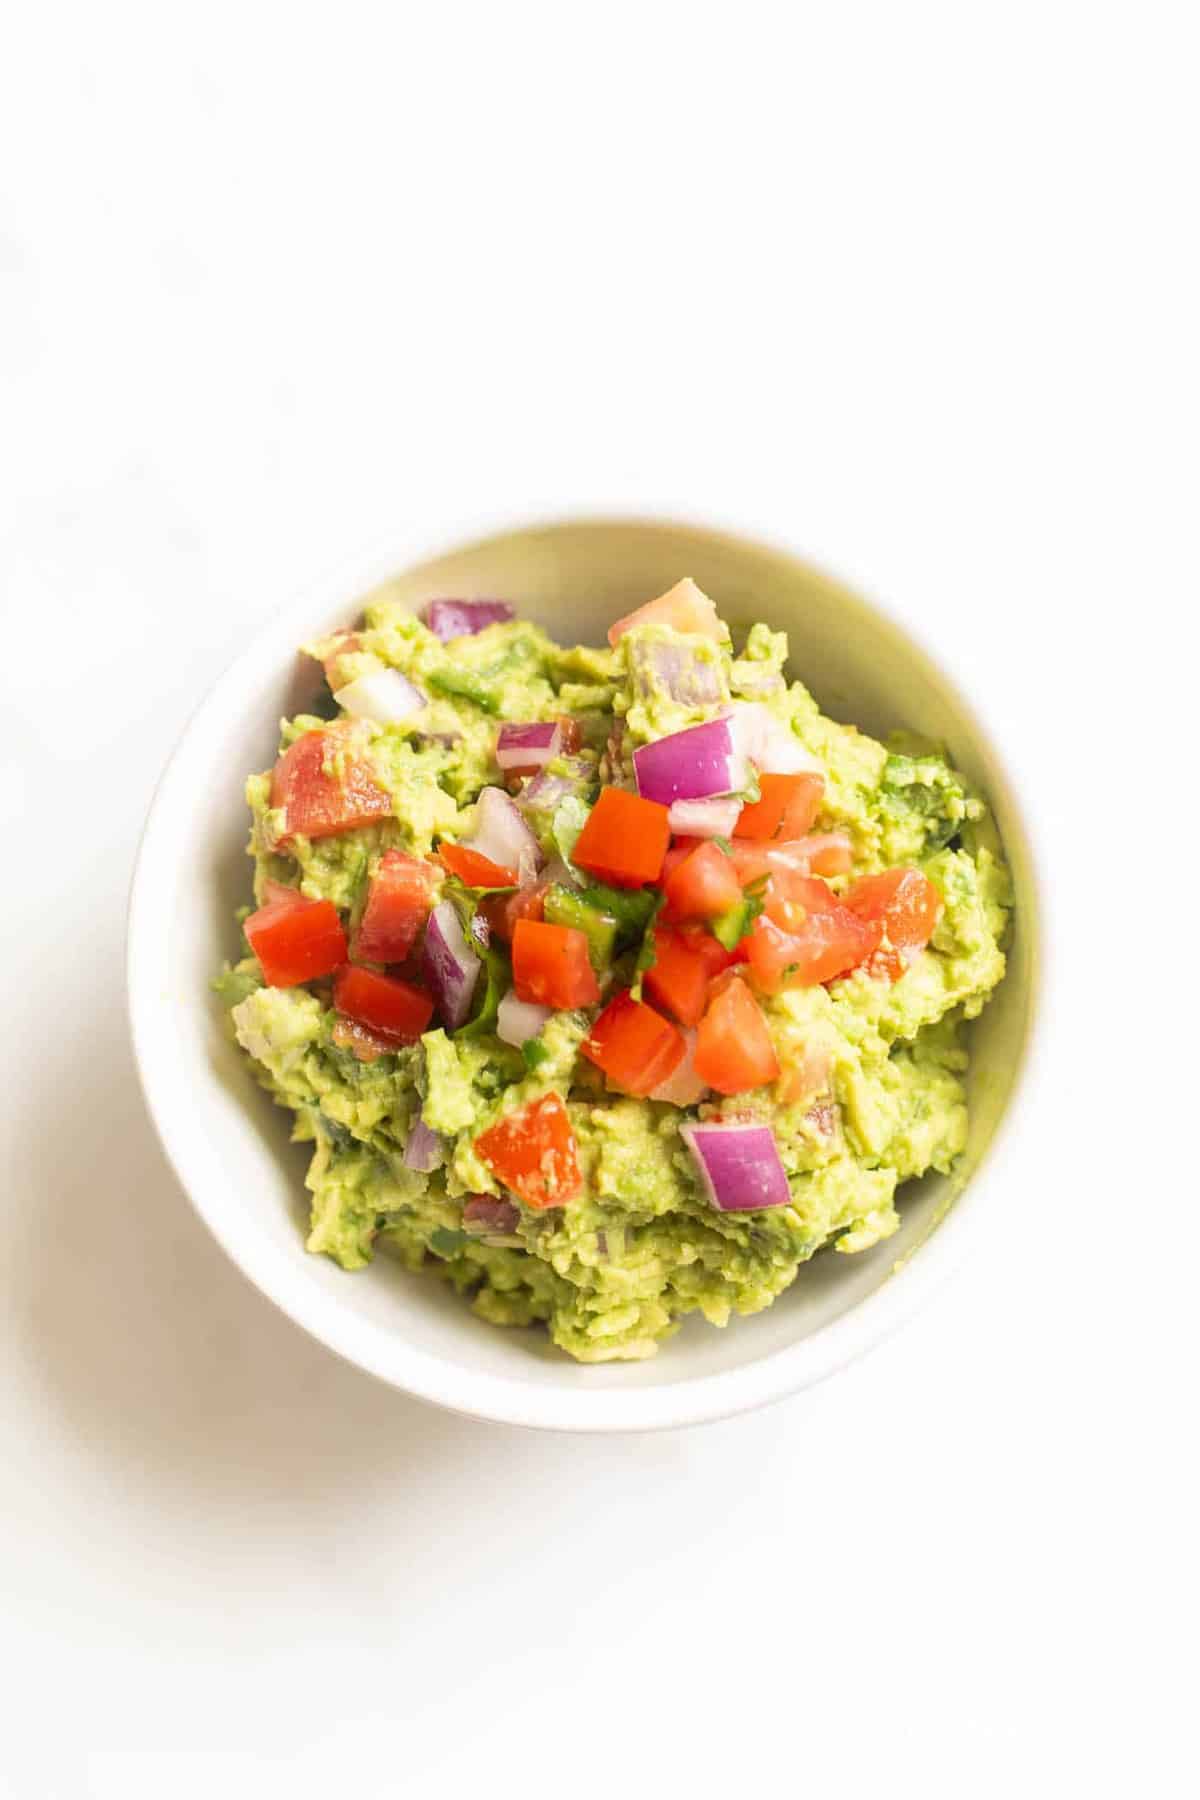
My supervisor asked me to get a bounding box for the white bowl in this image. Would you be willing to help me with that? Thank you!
[127,515,1041,1432]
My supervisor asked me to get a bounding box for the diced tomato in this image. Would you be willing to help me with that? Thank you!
[511,918,601,1010]
[354,851,439,963]
[261,878,302,908]
[781,832,854,877]
[694,978,780,1094]
[747,879,879,992]
[863,943,908,983]
[581,990,686,1096]
[479,882,548,944]
[437,842,518,888]
[844,868,942,948]
[661,841,742,921]
[676,921,738,978]
[475,1093,583,1210]
[733,771,825,841]
[333,965,435,1045]
[725,840,773,887]
[642,925,713,1027]
[244,895,348,987]
[269,729,392,843]
[572,787,671,888]
[607,578,723,647]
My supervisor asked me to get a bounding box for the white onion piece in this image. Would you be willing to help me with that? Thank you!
[667,796,742,838]
[541,855,581,891]
[725,703,823,777]
[468,786,544,879]
[333,668,427,724]
[649,1031,708,1106]
[496,989,551,1047]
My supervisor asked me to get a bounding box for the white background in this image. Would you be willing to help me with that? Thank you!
[2,5,1196,1796]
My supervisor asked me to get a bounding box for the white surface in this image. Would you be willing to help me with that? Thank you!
[127,518,1042,1431]
[1,4,1195,1795]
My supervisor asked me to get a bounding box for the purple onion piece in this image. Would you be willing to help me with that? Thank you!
[495,721,562,770]
[633,717,747,806]
[680,1121,792,1211]
[666,796,742,838]
[421,901,480,1029]
[629,639,723,707]
[463,1196,521,1235]
[468,786,543,876]
[403,1116,447,1174]
[423,599,515,641]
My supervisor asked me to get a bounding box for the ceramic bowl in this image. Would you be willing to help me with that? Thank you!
[127,515,1041,1431]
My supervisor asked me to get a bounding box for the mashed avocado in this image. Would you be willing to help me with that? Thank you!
[215,581,1012,1362]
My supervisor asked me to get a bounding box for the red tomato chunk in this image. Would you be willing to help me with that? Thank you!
[475,1094,583,1209]
[270,730,392,842]
[511,919,601,1010]
[245,895,347,987]
[333,965,434,1045]
[354,851,439,963]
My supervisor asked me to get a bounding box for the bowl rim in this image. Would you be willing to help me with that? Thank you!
[126,508,1045,1433]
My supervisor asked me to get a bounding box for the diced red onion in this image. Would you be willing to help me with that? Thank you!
[496,988,551,1047]
[469,785,544,881]
[495,721,562,770]
[463,1196,521,1235]
[666,796,742,839]
[629,639,723,707]
[726,704,823,777]
[403,1116,447,1173]
[333,668,427,724]
[516,756,593,815]
[423,599,515,641]
[649,1031,707,1106]
[633,717,747,806]
[421,901,480,1029]
[680,1120,792,1211]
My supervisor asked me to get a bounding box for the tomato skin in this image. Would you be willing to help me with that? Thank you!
[643,926,713,1027]
[354,851,439,963]
[479,883,548,945]
[844,868,942,948]
[511,919,601,1010]
[734,772,825,841]
[572,787,671,888]
[676,922,738,978]
[661,841,742,921]
[694,978,780,1094]
[748,878,880,991]
[581,990,686,1096]
[606,578,722,647]
[437,843,518,888]
[475,1093,583,1209]
[270,730,392,842]
[245,895,348,987]
[333,965,435,1045]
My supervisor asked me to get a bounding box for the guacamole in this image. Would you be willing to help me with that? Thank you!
[215,578,1011,1362]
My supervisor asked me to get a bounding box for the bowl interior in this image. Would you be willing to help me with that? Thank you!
[130,518,1038,1429]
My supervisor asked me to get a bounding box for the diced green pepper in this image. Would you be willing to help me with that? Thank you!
[543,885,618,971]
